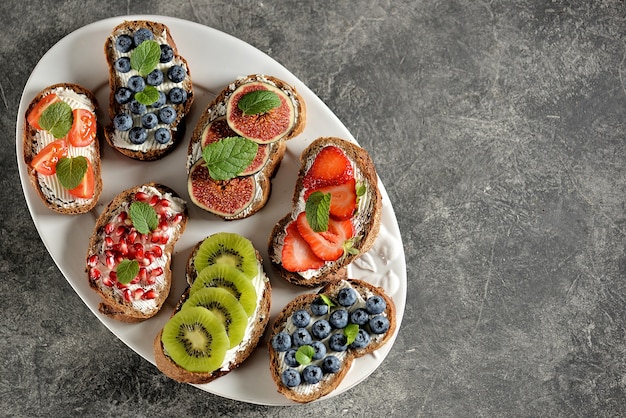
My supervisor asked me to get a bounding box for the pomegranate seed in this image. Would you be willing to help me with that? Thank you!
[149,195,159,206]
[102,276,113,287]
[151,266,164,277]
[117,211,128,222]
[159,198,171,207]
[131,275,140,284]
[138,267,148,281]
[135,191,149,201]
[143,289,158,299]
[123,289,132,302]
[87,255,99,267]
[127,230,138,243]
[160,236,169,245]
[159,220,169,231]
[172,213,184,224]
[104,236,114,248]
[116,254,125,264]
[133,244,144,260]
[105,255,115,269]
[115,225,127,237]
[89,267,101,280]
[152,246,163,257]
[109,271,117,282]
[104,222,115,235]
[150,232,161,243]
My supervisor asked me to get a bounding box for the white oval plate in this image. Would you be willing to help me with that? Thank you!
[15,15,406,405]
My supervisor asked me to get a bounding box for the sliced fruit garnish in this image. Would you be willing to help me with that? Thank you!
[282,220,325,272]
[27,93,60,130]
[226,82,295,144]
[303,145,354,190]
[68,158,95,199]
[305,178,357,220]
[68,109,97,147]
[30,139,68,175]
[295,211,354,261]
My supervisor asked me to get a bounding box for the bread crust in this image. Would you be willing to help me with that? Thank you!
[85,183,188,322]
[267,279,397,403]
[186,75,305,220]
[268,137,383,287]
[23,83,103,214]
[104,20,194,161]
[153,239,272,384]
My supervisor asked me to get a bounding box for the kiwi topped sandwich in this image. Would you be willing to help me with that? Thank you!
[153,232,271,383]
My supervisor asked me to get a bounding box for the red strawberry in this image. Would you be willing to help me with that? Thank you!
[305,178,357,220]
[295,212,354,261]
[282,220,325,272]
[303,146,353,189]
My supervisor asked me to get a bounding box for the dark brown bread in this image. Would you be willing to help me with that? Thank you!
[104,20,194,161]
[153,239,272,384]
[186,74,306,220]
[268,137,383,287]
[268,279,397,403]
[86,183,188,322]
[23,83,103,214]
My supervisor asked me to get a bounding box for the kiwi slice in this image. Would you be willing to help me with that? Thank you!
[190,263,257,316]
[194,232,258,279]
[161,306,229,373]
[183,287,248,349]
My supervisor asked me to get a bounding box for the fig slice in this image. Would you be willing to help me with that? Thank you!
[226,82,295,144]
[188,160,255,217]
[201,116,270,175]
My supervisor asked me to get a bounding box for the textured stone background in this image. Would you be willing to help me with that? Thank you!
[1,1,625,416]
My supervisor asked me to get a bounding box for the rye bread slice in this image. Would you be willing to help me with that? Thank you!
[153,238,272,384]
[104,20,194,161]
[22,83,103,214]
[85,183,188,322]
[268,279,397,403]
[186,74,306,220]
[268,137,383,287]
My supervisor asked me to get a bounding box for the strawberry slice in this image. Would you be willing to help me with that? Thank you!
[305,178,357,220]
[303,146,354,189]
[27,93,60,130]
[282,220,325,272]
[295,212,354,261]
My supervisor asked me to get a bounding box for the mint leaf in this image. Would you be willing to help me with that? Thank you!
[295,345,316,366]
[202,136,258,180]
[344,324,359,345]
[39,101,73,138]
[320,294,336,308]
[305,191,331,232]
[129,201,158,234]
[135,85,160,105]
[56,156,87,189]
[130,40,160,76]
[237,89,281,115]
[116,259,140,285]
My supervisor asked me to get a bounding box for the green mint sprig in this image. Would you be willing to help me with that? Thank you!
[305,191,331,232]
[202,136,258,181]
[135,85,160,105]
[116,259,140,285]
[56,156,87,190]
[129,201,158,235]
[237,89,281,115]
[39,101,73,138]
[295,345,316,366]
[130,40,160,76]
[344,323,359,345]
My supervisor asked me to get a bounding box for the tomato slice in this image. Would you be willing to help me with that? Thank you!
[27,93,60,130]
[30,139,68,175]
[68,158,95,199]
[68,109,96,147]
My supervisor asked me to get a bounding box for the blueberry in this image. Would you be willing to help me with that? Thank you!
[113,113,133,131]
[281,368,301,388]
[141,112,158,129]
[310,340,326,360]
[160,44,174,63]
[151,91,167,108]
[365,295,386,314]
[154,128,171,144]
[133,28,153,46]
[337,288,357,307]
[284,349,299,367]
[292,328,312,347]
[115,34,133,52]
[368,315,390,334]
[167,65,186,83]
[350,329,371,349]
[114,87,133,105]
[329,309,349,329]
[127,75,145,92]
[158,106,177,124]
[328,332,348,352]
[271,331,292,352]
[291,309,311,328]
[114,57,131,73]
[168,87,187,104]
[302,365,323,385]
[128,100,147,115]
[128,127,147,144]
[321,355,341,374]
[350,308,369,325]
[311,319,331,339]
[310,297,329,316]
[146,69,164,86]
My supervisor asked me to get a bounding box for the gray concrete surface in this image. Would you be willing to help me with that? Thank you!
[1,1,625,416]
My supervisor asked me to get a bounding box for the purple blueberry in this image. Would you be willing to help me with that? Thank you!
[284,349,298,367]
[369,315,390,334]
[321,356,341,373]
[310,297,329,316]
[350,328,371,349]
[158,106,177,124]
[113,113,133,131]
[114,57,131,73]
[311,319,331,339]
[292,328,312,347]
[271,331,292,352]
[133,28,153,46]
[141,113,158,129]
[146,69,164,86]
[160,44,174,63]
[329,309,349,329]
[127,75,145,92]
[114,87,132,105]
[310,341,326,360]
[291,309,311,328]
[328,332,348,352]
[154,128,171,144]
[337,287,357,307]
[128,127,147,144]
[302,365,323,384]
[167,65,186,83]
[151,91,167,108]
[281,369,301,388]
[115,34,133,52]
[168,87,187,104]
[365,295,386,314]
[128,100,146,115]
